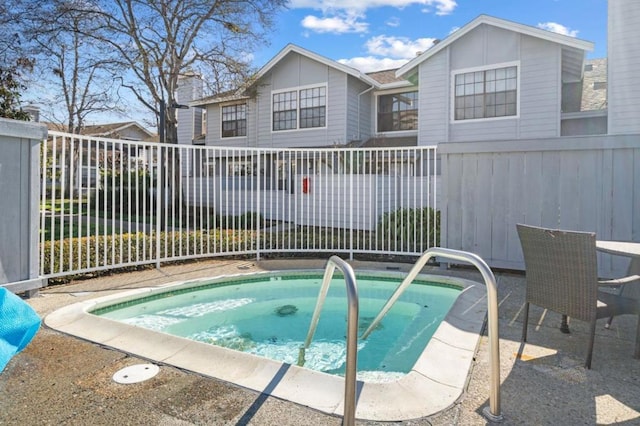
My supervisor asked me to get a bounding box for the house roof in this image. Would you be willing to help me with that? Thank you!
[191,44,380,107]
[44,121,156,140]
[190,90,250,107]
[82,121,155,138]
[366,69,415,89]
[396,14,594,83]
[253,43,379,88]
[581,58,607,111]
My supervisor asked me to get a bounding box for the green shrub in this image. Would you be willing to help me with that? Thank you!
[377,207,440,251]
[41,229,256,278]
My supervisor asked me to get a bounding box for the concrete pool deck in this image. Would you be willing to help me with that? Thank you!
[43,266,487,422]
[2,258,640,425]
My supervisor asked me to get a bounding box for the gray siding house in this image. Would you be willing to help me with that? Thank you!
[178,15,605,150]
[396,15,596,144]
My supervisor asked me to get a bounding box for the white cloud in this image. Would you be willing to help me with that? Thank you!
[386,16,401,27]
[289,0,457,16]
[336,35,434,72]
[537,22,579,37]
[365,35,436,59]
[301,13,368,33]
[338,56,409,72]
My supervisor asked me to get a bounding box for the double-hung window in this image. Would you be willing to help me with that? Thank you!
[454,64,518,121]
[221,103,247,138]
[273,85,326,131]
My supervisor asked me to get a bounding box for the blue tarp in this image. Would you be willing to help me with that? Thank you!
[0,288,41,373]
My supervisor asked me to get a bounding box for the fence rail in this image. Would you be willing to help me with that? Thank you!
[41,131,439,278]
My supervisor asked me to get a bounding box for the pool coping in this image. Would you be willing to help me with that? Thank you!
[44,269,487,422]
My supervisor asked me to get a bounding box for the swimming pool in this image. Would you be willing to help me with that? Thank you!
[93,272,460,382]
[45,261,487,421]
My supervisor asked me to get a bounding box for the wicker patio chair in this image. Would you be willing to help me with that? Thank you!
[517,224,640,369]
[606,257,640,356]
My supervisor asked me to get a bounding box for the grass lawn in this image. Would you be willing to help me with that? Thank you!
[41,198,156,241]
[42,216,118,241]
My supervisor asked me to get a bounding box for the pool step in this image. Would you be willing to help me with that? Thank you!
[377,306,439,372]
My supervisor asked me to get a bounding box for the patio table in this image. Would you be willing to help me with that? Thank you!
[596,240,640,258]
[596,240,640,359]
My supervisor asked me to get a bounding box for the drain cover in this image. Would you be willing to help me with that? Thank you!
[112,364,160,384]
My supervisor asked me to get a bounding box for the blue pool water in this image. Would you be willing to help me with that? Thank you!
[94,272,460,382]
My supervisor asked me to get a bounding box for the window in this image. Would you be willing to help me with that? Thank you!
[454,65,517,121]
[221,104,246,138]
[227,160,254,176]
[377,91,418,132]
[299,87,326,128]
[273,85,326,131]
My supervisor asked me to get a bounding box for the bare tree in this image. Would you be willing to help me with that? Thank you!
[26,0,123,133]
[71,0,287,143]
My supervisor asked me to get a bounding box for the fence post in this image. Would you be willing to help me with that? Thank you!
[0,118,48,295]
[155,145,162,269]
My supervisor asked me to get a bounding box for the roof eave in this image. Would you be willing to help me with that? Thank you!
[396,14,595,79]
[253,43,379,88]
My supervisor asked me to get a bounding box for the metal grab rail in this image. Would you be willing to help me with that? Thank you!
[360,247,503,422]
[297,255,359,426]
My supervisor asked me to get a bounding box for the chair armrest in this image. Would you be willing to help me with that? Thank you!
[599,275,640,286]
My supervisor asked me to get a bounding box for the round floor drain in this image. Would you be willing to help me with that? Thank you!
[112,363,160,384]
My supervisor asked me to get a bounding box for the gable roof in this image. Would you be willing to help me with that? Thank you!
[45,121,155,140]
[254,43,379,87]
[83,121,155,138]
[396,14,594,82]
[190,44,380,107]
[251,43,380,89]
[190,91,250,107]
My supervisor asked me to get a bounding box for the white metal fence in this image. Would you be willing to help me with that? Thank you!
[41,131,439,278]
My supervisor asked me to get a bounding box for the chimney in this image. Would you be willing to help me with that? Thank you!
[176,73,203,146]
[23,105,40,122]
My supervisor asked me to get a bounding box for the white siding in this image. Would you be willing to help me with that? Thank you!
[418,24,567,144]
[418,49,449,145]
[608,0,640,134]
[251,54,349,148]
[346,76,372,143]
[518,36,561,138]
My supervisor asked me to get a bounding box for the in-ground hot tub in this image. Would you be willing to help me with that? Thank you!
[46,266,487,421]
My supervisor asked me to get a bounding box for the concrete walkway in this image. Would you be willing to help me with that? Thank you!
[2,259,640,425]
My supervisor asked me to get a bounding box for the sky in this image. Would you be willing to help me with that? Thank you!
[255,0,608,73]
[34,0,608,128]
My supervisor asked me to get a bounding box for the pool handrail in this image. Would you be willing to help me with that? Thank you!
[298,255,359,426]
[360,247,504,423]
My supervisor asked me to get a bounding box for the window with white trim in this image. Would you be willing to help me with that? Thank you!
[377,91,418,132]
[221,103,246,137]
[454,65,517,120]
[272,85,326,131]
[299,87,326,128]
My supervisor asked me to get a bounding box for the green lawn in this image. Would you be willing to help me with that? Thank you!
[41,198,156,241]
[41,216,118,241]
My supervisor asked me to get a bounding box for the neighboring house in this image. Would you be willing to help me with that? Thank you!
[45,121,156,141]
[43,121,157,196]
